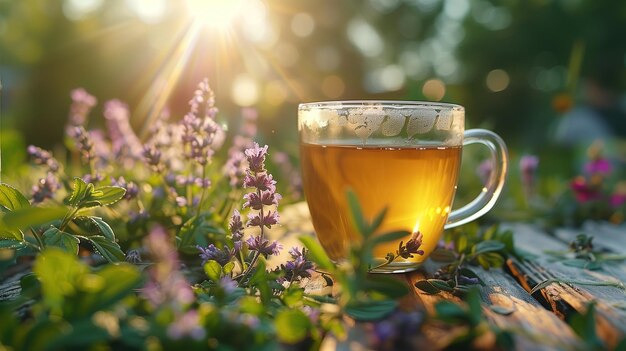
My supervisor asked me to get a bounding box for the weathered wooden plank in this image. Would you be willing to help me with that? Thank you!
[505,223,626,349]
[553,222,626,255]
[407,265,582,351]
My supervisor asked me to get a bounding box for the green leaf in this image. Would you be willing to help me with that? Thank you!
[530,278,559,294]
[299,236,334,271]
[204,260,222,281]
[456,235,468,254]
[42,227,79,255]
[472,240,506,255]
[0,228,24,242]
[370,230,410,247]
[414,280,440,294]
[283,287,305,308]
[458,268,483,285]
[345,299,397,321]
[569,303,605,350]
[430,248,457,262]
[88,217,115,241]
[274,309,312,344]
[68,178,91,207]
[0,239,27,249]
[87,186,126,207]
[490,305,515,315]
[369,207,388,233]
[34,248,88,312]
[223,261,235,275]
[428,279,454,292]
[80,263,141,316]
[476,252,504,269]
[346,189,370,238]
[3,206,67,230]
[0,183,30,211]
[87,236,124,262]
[434,301,468,322]
[362,276,409,299]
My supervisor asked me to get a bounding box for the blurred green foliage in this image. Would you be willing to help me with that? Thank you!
[1,0,625,193]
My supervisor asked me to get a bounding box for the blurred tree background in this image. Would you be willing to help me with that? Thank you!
[1,0,625,178]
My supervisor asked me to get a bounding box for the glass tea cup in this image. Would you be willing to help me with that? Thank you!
[298,101,508,273]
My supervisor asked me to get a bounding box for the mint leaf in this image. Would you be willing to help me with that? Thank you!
[42,227,79,255]
[0,183,30,211]
[274,309,312,344]
[345,299,397,321]
[299,236,334,271]
[87,235,124,262]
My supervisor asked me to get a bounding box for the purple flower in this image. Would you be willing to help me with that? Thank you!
[167,310,205,341]
[68,126,95,162]
[27,145,59,172]
[142,226,195,307]
[218,276,238,294]
[229,210,244,241]
[68,88,97,126]
[247,210,280,229]
[585,158,612,175]
[281,247,314,282]
[197,244,235,266]
[570,177,602,203]
[31,173,61,203]
[244,143,268,173]
[180,79,223,165]
[243,191,282,210]
[224,151,247,187]
[246,236,282,257]
[125,249,142,263]
[243,173,277,192]
[476,159,493,184]
[398,231,425,259]
[112,176,139,200]
[143,144,164,172]
[611,193,626,208]
[104,99,144,159]
[519,155,539,188]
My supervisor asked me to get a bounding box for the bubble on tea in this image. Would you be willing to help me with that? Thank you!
[381,110,406,136]
[406,108,437,138]
[300,109,320,131]
[349,107,385,140]
[317,109,338,128]
[436,109,453,130]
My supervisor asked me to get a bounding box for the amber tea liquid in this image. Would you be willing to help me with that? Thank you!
[300,143,462,269]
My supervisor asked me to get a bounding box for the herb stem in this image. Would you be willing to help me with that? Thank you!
[196,165,208,218]
[59,206,80,232]
[30,227,45,250]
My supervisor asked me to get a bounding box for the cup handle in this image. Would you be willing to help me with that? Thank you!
[444,129,508,229]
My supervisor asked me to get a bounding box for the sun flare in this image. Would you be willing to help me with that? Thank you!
[185,0,247,30]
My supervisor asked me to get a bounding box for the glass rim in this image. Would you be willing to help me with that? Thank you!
[298,100,464,111]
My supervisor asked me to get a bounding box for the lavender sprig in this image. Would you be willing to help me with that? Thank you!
[369,231,425,272]
[233,143,282,283]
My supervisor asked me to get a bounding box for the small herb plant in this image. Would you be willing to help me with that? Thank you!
[414,224,520,295]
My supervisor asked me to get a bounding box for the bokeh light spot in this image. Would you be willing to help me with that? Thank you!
[486,69,510,92]
[291,13,315,37]
[422,79,446,101]
[231,75,259,107]
[265,81,288,107]
[127,0,167,24]
[347,18,384,58]
[185,0,247,29]
[63,0,103,21]
[322,75,346,98]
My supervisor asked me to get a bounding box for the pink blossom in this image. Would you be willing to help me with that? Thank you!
[584,158,612,175]
[570,177,602,203]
